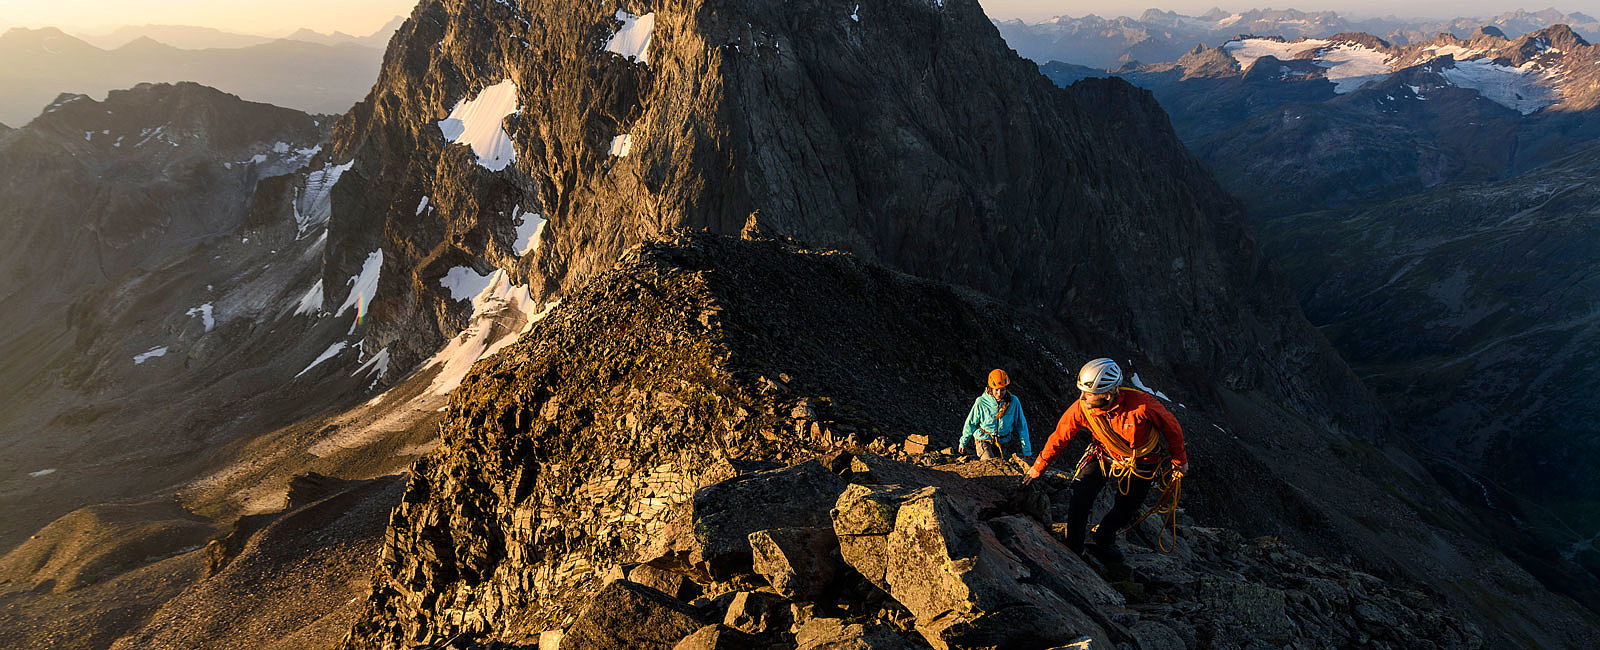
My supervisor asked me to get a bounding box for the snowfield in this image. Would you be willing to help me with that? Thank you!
[604,10,655,64]
[1441,59,1561,114]
[1317,44,1393,93]
[437,79,520,171]
[1225,38,1328,70]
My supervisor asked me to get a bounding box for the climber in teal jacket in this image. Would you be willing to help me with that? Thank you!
[958,369,1033,459]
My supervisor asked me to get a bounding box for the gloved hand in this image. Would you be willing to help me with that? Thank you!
[1171,461,1190,476]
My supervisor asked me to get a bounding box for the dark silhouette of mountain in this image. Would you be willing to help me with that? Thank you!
[0,27,383,124]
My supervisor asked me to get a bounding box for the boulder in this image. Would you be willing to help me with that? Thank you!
[689,460,848,580]
[748,526,840,599]
[831,483,919,591]
[985,516,1127,610]
[672,624,756,650]
[722,591,790,635]
[630,563,702,601]
[866,487,1113,649]
[793,618,916,650]
[561,580,709,650]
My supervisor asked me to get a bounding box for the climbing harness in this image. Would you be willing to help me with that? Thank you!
[1072,387,1186,553]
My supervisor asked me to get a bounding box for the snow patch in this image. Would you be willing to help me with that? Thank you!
[336,249,383,334]
[1224,38,1328,70]
[851,4,859,21]
[1129,372,1172,402]
[353,347,391,379]
[604,10,655,64]
[186,303,215,332]
[296,341,347,378]
[437,79,520,171]
[1441,59,1560,114]
[609,133,633,157]
[1315,44,1392,93]
[422,270,552,396]
[272,141,290,153]
[440,266,497,301]
[28,469,57,478]
[295,279,325,316]
[513,207,546,256]
[133,346,168,364]
[415,196,430,215]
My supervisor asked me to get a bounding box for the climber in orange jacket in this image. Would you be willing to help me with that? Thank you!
[1023,358,1188,562]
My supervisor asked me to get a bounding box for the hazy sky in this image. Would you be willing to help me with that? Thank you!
[0,0,417,36]
[981,2,1600,22]
[2,1,1597,34]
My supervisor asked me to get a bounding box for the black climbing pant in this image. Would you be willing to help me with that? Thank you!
[1063,455,1155,554]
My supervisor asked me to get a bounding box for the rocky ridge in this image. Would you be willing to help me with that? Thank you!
[337,232,1598,649]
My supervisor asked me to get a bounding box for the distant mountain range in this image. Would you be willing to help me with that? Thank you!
[0,26,385,124]
[68,17,405,51]
[998,7,1600,68]
[1104,24,1600,212]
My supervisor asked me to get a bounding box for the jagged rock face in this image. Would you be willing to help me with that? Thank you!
[336,234,1597,649]
[323,0,1375,439]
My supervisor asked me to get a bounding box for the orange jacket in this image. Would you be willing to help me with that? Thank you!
[1032,388,1186,473]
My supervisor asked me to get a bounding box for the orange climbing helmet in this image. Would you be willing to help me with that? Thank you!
[987,369,1010,389]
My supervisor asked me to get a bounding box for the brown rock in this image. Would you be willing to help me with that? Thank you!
[561,580,709,650]
[629,563,702,601]
[793,618,915,650]
[689,460,848,580]
[748,527,840,600]
[862,487,1113,649]
[721,591,789,635]
[672,624,756,650]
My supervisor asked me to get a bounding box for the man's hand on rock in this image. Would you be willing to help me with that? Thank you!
[1021,466,1042,486]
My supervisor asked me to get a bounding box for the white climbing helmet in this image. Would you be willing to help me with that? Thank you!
[1076,358,1123,394]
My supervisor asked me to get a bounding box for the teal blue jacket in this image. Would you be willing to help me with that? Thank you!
[959,393,1032,456]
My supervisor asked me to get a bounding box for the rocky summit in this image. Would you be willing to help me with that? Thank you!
[336,232,1595,649]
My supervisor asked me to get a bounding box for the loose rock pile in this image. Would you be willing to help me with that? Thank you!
[540,451,1481,650]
